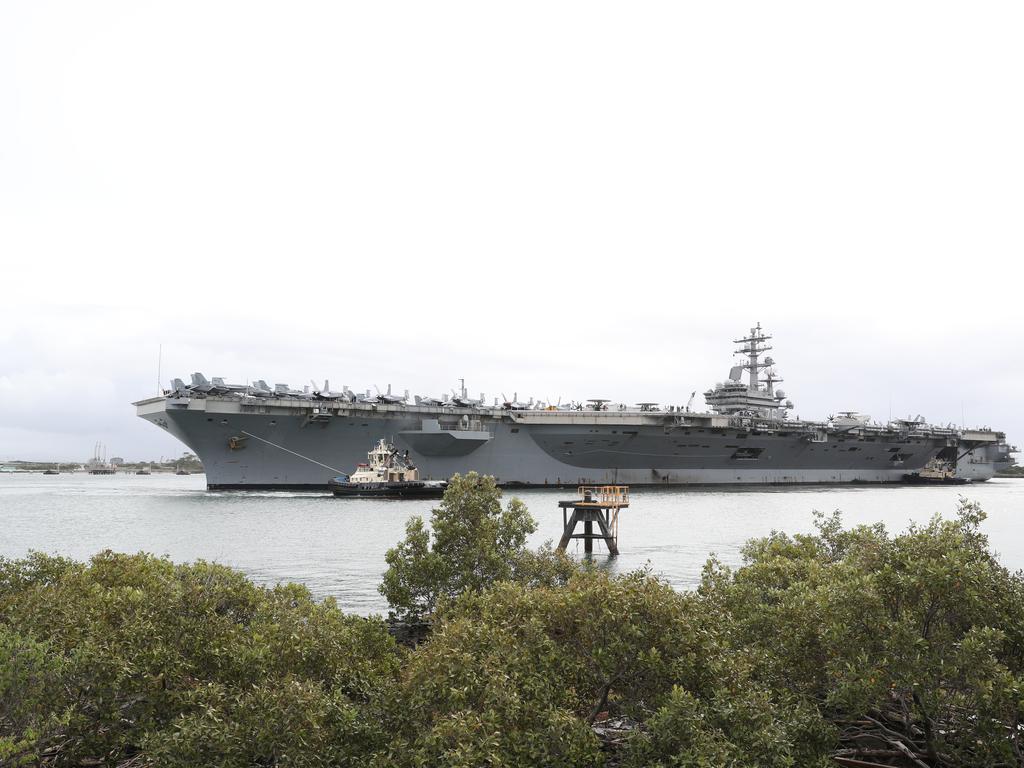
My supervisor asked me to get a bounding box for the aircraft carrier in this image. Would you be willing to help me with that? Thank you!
[134,324,1016,489]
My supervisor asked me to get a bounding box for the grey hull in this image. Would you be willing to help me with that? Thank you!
[137,397,1007,489]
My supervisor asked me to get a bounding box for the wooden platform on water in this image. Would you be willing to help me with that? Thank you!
[557,485,629,556]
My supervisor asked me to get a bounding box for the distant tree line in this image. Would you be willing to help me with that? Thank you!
[4,452,204,473]
[1,474,1022,767]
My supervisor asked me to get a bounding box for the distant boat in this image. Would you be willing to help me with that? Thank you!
[43,464,60,475]
[86,442,116,475]
[136,469,151,475]
[175,469,190,476]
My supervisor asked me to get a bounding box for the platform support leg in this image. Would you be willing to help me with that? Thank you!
[595,512,618,556]
[557,509,579,551]
[556,508,619,556]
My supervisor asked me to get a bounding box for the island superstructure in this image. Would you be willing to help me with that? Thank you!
[134,325,1016,489]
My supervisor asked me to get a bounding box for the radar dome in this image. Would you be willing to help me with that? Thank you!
[764,356,774,365]
[776,389,786,398]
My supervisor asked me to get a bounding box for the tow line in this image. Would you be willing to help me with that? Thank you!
[239,430,344,474]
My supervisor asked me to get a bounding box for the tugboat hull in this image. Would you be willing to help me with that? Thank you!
[328,480,447,499]
[902,473,972,485]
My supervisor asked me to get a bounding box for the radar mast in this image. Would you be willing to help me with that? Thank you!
[734,322,773,392]
[704,322,793,419]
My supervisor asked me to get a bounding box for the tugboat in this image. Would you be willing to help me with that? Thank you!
[329,439,447,498]
[904,458,972,485]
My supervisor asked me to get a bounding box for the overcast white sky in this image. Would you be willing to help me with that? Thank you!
[1,1,1021,462]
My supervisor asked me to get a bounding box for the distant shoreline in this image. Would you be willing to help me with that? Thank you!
[0,464,204,475]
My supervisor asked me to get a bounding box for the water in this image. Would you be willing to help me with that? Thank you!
[2,472,1023,615]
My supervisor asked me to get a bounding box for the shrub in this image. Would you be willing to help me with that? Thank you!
[625,684,834,768]
[714,500,1024,765]
[379,472,576,620]
[378,569,722,767]
[0,627,64,766]
[0,551,400,766]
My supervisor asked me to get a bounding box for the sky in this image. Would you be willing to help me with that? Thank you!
[1,1,1021,462]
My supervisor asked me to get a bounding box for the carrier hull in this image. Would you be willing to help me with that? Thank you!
[136,396,1011,490]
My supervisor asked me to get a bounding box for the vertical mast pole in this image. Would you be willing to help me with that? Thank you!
[748,324,759,391]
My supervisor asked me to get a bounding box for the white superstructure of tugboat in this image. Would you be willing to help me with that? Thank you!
[902,457,972,485]
[328,439,448,498]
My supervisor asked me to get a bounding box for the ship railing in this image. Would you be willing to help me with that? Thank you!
[577,485,630,508]
[438,422,485,432]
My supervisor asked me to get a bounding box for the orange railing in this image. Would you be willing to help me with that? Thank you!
[577,485,629,508]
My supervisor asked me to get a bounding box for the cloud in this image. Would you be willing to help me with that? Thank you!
[1,1,1021,460]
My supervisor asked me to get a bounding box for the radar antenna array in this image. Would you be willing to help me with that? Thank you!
[733,321,774,391]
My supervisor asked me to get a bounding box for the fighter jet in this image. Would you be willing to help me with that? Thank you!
[310,379,347,401]
[168,378,191,396]
[189,373,220,395]
[212,377,248,394]
[501,393,532,410]
[449,389,485,407]
[247,380,274,398]
[274,383,309,398]
[375,385,409,405]
[443,378,482,407]
[415,394,446,406]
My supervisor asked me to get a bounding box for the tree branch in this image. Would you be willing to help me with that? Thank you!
[588,676,618,725]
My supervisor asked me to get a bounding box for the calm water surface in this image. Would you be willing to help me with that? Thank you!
[2,473,1022,615]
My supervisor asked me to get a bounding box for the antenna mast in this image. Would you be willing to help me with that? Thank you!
[733,322,773,391]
